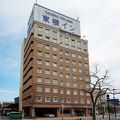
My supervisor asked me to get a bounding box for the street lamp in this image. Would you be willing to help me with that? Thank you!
[106,94,110,120]
[113,89,117,118]
[61,104,64,120]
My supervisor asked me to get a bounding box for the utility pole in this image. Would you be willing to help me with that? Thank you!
[113,89,117,118]
[61,104,64,120]
[106,94,110,120]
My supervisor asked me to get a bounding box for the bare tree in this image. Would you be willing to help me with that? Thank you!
[82,64,111,120]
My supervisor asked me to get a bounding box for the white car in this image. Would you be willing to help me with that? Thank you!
[44,114,55,117]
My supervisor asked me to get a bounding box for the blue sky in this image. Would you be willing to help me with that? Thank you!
[0,0,120,102]
[0,26,26,101]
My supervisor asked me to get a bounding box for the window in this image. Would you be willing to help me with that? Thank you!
[53,55,57,59]
[85,63,88,67]
[72,53,76,57]
[37,51,42,56]
[45,86,50,92]
[37,86,42,92]
[80,91,84,96]
[53,47,57,51]
[79,76,82,80]
[53,38,57,43]
[66,90,70,94]
[60,81,63,86]
[45,96,50,102]
[53,79,57,85]
[66,74,69,79]
[38,43,42,48]
[60,42,62,46]
[72,39,75,43]
[74,99,78,103]
[37,59,42,64]
[60,89,64,94]
[84,49,87,52]
[53,63,57,67]
[53,71,57,75]
[73,82,78,87]
[66,52,69,56]
[84,57,88,60]
[60,73,63,77]
[53,31,57,38]
[66,81,70,86]
[67,98,71,103]
[74,90,78,95]
[87,99,90,104]
[46,36,50,41]
[38,34,42,39]
[77,41,81,46]
[78,55,81,59]
[46,45,50,49]
[73,75,76,80]
[79,62,82,66]
[65,44,69,48]
[85,77,89,81]
[78,47,81,51]
[60,50,62,54]
[45,78,50,84]
[46,53,50,57]
[86,93,90,96]
[53,97,58,102]
[35,96,42,102]
[79,69,82,73]
[72,60,76,65]
[66,66,69,71]
[60,65,63,69]
[38,27,42,34]
[46,29,50,36]
[37,77,42,82]
[65,37,69,43]
[81,99,84,104]
[85,71,89,75]
[66,59,69,64]
[46,61,50,66]
[53,88,58,93]
[72,68,76,72]
[37,68,42,73]
[72,45,75,49]
[45,69,50,74]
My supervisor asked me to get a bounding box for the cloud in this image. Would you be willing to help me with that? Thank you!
[0,89,18,95]
[0,0,35,37]
[0,57,19,76]
[0,89,18,102]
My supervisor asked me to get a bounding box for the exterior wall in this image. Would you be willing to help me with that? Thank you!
[20,5,92,117]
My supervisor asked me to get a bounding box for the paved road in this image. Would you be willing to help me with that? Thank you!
[0,115,9,120]
[0,115,120,120]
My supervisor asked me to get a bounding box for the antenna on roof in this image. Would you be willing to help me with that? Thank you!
[36,0,38,4]
[77,17,79,21]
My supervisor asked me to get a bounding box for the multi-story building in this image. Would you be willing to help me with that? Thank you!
[19,3,92,117]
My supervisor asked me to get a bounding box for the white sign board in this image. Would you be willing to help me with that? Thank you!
[28,4,81,36]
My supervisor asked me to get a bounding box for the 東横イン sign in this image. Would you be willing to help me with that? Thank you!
[28,4,81,36]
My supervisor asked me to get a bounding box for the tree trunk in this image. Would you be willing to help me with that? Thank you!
[92,104,96,120]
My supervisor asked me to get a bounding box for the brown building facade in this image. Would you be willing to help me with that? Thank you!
[20,4,92,117]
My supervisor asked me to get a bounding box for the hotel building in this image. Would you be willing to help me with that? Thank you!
[19,4,92,117]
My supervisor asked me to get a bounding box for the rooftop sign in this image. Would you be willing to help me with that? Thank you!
[28,4,81,36]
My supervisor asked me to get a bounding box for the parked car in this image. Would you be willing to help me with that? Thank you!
[43,113,55,117]
[9,112,22,119]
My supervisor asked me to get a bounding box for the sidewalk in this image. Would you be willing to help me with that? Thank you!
[24,116,92,120]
